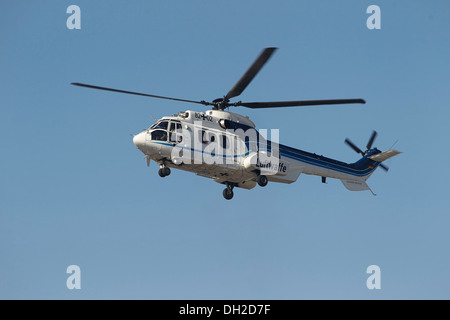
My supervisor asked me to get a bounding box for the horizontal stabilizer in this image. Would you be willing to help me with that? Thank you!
[341,179,376,195]
[369,149,402,162]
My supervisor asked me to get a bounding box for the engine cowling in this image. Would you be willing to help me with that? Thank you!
[243,152,289,176]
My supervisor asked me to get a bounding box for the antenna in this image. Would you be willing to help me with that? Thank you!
[389,139,399,150]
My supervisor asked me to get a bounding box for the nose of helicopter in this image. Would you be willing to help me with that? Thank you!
[133,132,146,151]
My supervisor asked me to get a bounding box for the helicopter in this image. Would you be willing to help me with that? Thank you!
[72,47,401,200]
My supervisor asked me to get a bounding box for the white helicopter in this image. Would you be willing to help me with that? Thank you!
[72,47,401,200]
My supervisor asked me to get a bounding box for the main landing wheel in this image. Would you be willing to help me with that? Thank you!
[223,188,234,200]
[158,167,171,177]
[257,175,268,187]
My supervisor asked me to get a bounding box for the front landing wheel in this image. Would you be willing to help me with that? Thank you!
[158,167,171,177]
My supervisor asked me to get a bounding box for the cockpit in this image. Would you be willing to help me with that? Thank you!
[148,120,182,142]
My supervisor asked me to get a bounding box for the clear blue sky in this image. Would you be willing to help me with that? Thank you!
[1,1,449,299]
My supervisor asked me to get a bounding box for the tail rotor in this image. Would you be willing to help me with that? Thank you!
[345,130,389,171]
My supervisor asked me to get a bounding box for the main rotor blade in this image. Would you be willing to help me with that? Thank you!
[366,130,378,150]
[71,83,210,105]
[345,138,364,155]
[379,163,389,171]
[238,99,366,109]
[224,47,278,101]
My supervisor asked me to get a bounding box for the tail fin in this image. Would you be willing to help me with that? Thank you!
[341,149,401,196]
[342,149,401,196]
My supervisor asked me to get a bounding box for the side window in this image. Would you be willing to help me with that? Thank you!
[245,136,258,152]
[169,123,175,142]
[200,130,219,144]
[221,135,228,149]
[151,130,167,141]
[169,122,182,143]
[201,130,206,143]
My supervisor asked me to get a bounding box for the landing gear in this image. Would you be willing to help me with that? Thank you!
[257,175,268,187]
[223,188,234,200]
[158,160,171,178]
[223,182,235,200]
[158,166,171,177]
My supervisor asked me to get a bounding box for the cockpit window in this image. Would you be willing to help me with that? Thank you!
[151,129,168,141]
[150,121,168,130]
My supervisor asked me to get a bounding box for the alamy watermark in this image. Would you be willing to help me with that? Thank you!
[66,5,381,31]
[66,265,81,290]
[367,5,381,30]
[167,123,281,175]
[366,265,381,290]
[66,5,81,30]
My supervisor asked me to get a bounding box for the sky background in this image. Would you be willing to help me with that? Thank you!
[1,1,449,299]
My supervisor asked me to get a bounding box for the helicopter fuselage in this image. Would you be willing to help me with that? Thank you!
[133,109,384,195]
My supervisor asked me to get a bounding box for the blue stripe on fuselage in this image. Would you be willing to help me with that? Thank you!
[277,143,376,177]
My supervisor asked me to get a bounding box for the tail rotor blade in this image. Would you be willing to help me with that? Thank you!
[366,130,378,150]
[345,138,364,155]
[379,163,389,171]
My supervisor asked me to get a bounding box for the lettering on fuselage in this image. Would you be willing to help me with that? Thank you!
[255,159,287,174]
[194,112,213,122]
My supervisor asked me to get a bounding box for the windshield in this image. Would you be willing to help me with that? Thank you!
[150,121,168,130]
